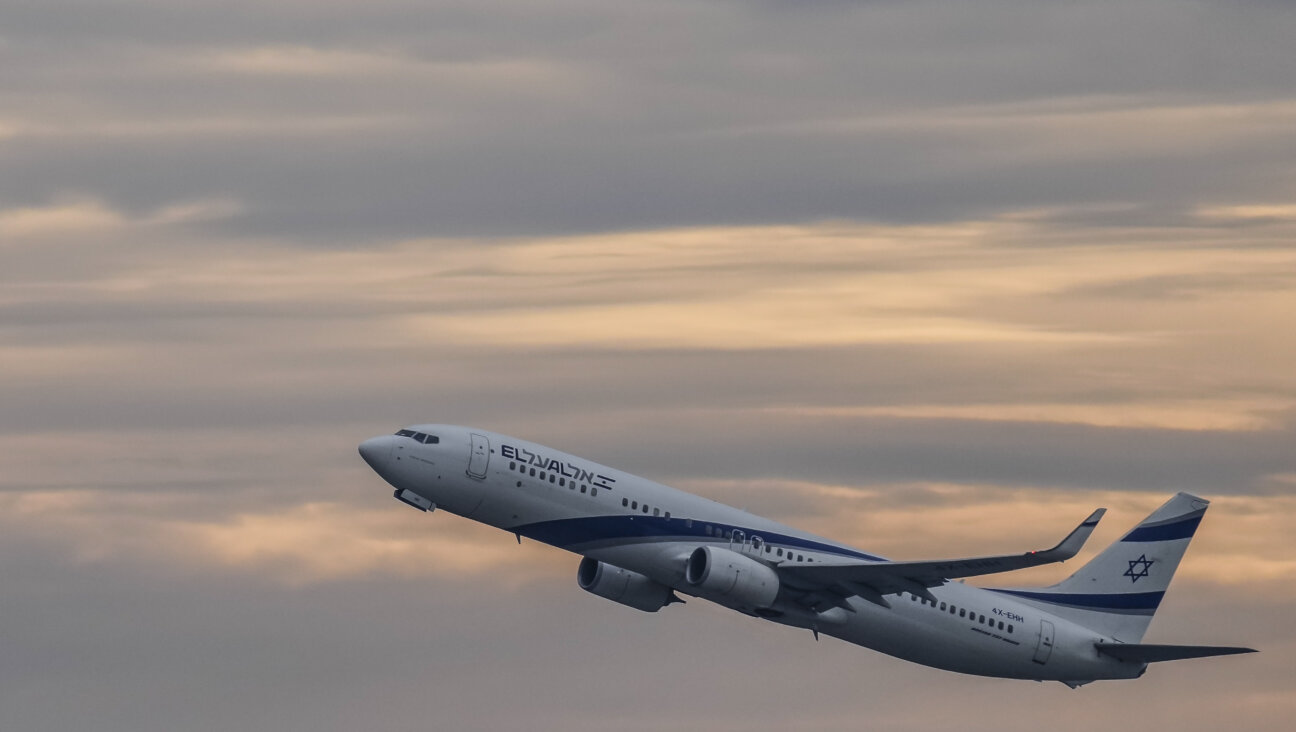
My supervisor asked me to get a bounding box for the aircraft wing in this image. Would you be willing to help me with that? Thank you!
[780,508,1105,607]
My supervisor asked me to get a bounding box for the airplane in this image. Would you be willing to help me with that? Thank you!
[358,424,1255,687]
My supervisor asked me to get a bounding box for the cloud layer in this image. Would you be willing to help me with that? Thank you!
[2,1,1294,730]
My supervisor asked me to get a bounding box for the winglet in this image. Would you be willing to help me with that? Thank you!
[1036,508,1106,562]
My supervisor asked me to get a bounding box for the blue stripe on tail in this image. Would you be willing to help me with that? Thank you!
[1122,514,1203,542]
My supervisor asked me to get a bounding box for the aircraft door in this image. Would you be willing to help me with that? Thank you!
[1032,619,1055,664]
[467,433,490,480]
[730,529,745,550]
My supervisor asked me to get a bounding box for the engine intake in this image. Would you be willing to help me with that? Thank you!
[684,546,779,610]
[577,558,677,613]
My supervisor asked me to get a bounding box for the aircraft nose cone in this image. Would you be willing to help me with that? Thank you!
[358,436,391,470]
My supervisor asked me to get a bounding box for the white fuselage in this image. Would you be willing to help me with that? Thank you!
[359,425,1144,683]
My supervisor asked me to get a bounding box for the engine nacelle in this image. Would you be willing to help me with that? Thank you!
[684,546,779,610]
[577,557,676,613]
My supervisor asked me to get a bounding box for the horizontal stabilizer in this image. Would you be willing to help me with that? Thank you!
[1095,643,1257,663]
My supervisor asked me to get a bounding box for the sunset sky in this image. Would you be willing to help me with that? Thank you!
[2,2,1294,730]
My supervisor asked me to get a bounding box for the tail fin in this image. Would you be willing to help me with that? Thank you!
[991,492,1209,642]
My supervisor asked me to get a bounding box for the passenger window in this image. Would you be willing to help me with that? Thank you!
[509,461,516,470]
[940,602,946,611]
[590,488,597,497]
[1008,625,1014,634]
[998,621,1004,630]
[529,468,536,477]
[949,606,955,615]
[796,554,803,561]
[653,508,660,516]
[559,478,565,486]
[664,512,670,520]
[540,471,546,480]
[642,504,649,514]
[959,609,966,618]
[580,485,587,494]
[979,615,986,624]
[776,548,783,557]
[631,501,638,510]
[549,475,556,483]
[622,498,628,507]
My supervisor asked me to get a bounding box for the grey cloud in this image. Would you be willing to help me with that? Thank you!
[3,314,1291,494]
[2,2,1294,729]
[0,538,1290,732]
[556,408,1296,498]
[4,2,1295,237]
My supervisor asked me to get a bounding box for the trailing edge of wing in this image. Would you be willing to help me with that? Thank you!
[1095,643,1257,663]
[783,508,1106,596]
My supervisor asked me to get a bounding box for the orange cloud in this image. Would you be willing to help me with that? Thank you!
[0,197,126,238]
[772,400,1290,432]
[0,488,565,587]
[187,501,558,586]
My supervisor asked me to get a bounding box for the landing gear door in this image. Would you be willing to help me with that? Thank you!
[467,433,490,480]
[1032,619,1055,665]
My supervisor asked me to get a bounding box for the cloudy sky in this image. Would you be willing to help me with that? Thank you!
[3,1,1294,729]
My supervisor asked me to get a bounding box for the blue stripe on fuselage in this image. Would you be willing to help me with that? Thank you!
[513,515,885,561]
[990,588,1166,612]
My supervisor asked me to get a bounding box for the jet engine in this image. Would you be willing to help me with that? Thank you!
[577,557,677,613]
[684,545,779,610]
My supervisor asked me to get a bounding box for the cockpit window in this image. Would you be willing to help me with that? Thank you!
[394,429,440,444]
